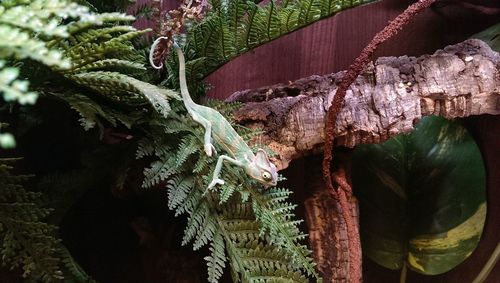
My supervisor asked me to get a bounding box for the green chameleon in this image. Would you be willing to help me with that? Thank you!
[150,39,278,189]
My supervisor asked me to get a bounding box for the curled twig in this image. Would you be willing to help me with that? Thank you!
[149,0,208,69]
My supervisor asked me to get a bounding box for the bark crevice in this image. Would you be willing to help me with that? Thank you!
[227,39,500,170]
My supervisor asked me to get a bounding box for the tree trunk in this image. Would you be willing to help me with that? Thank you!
[305,164,361,282]
[228,39,500,170]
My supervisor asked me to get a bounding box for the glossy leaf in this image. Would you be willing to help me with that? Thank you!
[471,22,500,52]
[352,116,486,275]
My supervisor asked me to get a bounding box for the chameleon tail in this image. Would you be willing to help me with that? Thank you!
[149,36,169,70]
[173,43,197,110]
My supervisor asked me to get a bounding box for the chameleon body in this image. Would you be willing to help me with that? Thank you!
[172,42,278,189]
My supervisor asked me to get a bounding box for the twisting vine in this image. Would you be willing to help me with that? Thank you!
[321,0,437,281]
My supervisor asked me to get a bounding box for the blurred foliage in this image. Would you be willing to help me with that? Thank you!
[352,116,486,275]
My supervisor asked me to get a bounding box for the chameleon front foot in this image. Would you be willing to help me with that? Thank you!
[207,178,224,189]
[204,143,217,157]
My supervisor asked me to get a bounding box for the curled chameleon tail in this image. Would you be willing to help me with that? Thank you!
[149,39,278,189]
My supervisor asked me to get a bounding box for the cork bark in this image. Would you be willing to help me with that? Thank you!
[305,167,360,283]
[228,39,500,170]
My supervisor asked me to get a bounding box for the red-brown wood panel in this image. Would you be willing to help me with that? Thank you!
[205,0,499,99]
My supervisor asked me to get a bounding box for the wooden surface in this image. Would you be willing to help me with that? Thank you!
[134,0,500,282]
[205,0,499,99]
[227,39,500,171]
[201,1,500,282]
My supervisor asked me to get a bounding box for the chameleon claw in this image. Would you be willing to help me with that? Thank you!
[207,178,224,190]
[204,143,217,157]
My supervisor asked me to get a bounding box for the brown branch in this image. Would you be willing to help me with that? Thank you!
[305,166,360,282]
[320,3,437,277]
[323,0,436,195]
[228,39,500,171]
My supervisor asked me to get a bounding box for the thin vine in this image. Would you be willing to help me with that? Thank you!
[321,0,437,281]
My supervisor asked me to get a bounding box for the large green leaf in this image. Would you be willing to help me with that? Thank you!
[352,116,486,275]
[471,22,500,52]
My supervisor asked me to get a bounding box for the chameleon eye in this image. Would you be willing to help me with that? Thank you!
[262,171,272,181]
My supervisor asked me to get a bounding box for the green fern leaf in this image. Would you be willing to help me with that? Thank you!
[219,184,236,204]
[49,91,117,130]
[205,230,227,283]
[0,158,95,282]
[166,0,376,84]
[70,71,178,116]
[298,0,322,25]
[251,188,318,278]
[0,61,37,105]
[167,176,194,210]
[175,135,200,168]
[142,156,178,188]
[182,201,210,245]
[59,245,96,283]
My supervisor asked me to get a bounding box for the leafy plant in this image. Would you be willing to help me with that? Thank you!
[1,0,393,281]
[352,116,487,276]
[472,22,500,52]
[138,102,319,282]
[160,0,376,90]
[0,0,177,281]
[0,158,95,282]
[0,0,98,148]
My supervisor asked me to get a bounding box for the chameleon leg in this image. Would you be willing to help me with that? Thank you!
[207,155,243,189]
[191,112,217,157]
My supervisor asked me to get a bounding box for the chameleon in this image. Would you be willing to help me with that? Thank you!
[164,41,278,189]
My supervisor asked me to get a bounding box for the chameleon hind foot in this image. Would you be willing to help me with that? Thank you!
[207,178,224,190]
[204,143,217,157]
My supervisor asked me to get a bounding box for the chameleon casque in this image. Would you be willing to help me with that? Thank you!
[150,39,278,189]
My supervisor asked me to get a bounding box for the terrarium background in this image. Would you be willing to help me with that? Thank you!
[0,0,497,282]
[195,0,499,282]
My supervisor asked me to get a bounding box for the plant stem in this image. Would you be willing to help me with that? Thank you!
[400,262,408,283]
[472,242,500,283]
[322,0,437,190]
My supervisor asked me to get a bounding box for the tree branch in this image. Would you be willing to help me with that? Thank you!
[227,39,500,170]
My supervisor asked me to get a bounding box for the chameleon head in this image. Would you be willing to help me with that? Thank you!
[245,149,278,187]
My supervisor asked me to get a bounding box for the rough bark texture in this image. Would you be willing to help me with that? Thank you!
[228,39,500,170]
[305,167,360,283]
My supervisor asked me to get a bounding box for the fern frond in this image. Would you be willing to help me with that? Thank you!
[218,199,311,283]
[193,151,210,173]
[136,137,156,158]
[0,158,97,282]
[48,90,119,130]
[64,13,135,35]
[250,188,317,277]
[298,0,322,25]
[142,156,178,188]
[0,1,91,37]
[0,159,61,282]
[167,175,195,210]
[164,0,376,85]
[70,71,178,116]
[219,184,236,204]
[175,135,200,168]
[0,60,37,104]
[58,245,96,283]
[72,58,146,73]
[205,230,227,283]
[140,101,320,281]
